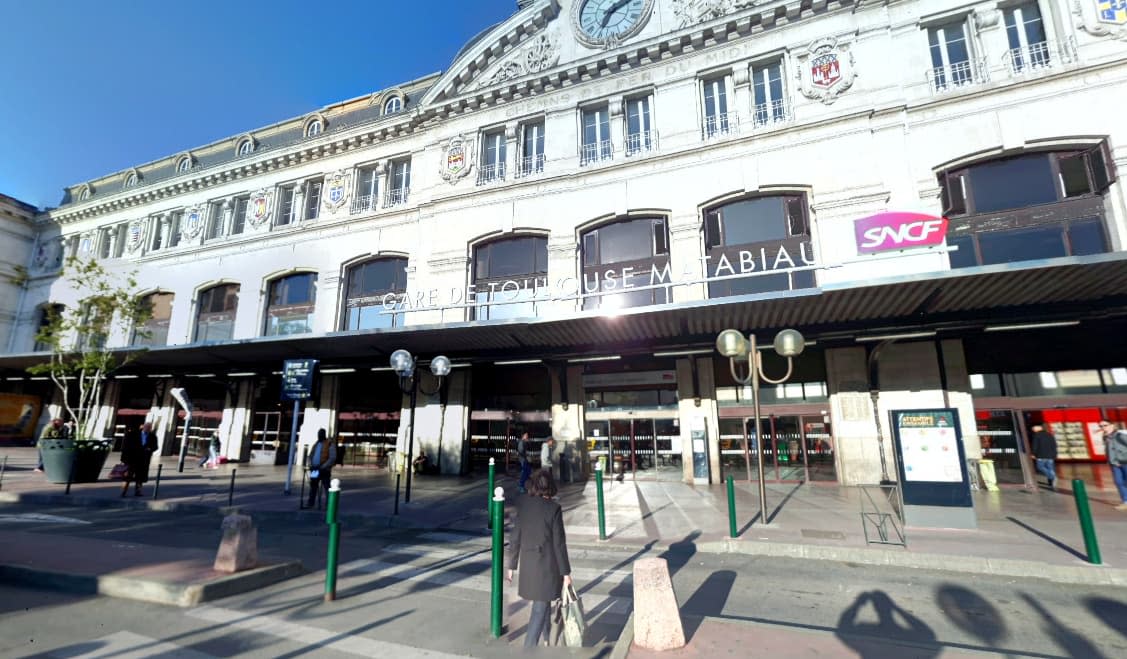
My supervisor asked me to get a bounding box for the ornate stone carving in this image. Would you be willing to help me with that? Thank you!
[475,34,560,89]
[796,37,857,105]
[672,0,758,28]
[322,170,351,213]
[439,135,473,185]
[126,220,147,253]
[973,9,1001,30]
[181,207,205,240]
[1074,0,1127,40]
[248,189,273,228]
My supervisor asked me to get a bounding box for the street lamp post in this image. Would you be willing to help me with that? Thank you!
[715,328,805,525]
[390,349,451,505]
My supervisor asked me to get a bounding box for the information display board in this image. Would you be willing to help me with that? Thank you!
[891,408,975,528]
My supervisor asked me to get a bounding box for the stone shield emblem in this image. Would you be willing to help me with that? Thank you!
[440,136,473,184]
[324,172,349,212]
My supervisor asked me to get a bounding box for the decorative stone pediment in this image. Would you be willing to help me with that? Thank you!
[671,0,759,28]
[474,34,561,90]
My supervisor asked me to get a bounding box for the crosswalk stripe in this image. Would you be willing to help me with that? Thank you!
[48,630,215,658]
[186,605,473,658]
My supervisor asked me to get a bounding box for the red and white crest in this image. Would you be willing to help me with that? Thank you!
[811,53,841,88]
[799,37,856,105]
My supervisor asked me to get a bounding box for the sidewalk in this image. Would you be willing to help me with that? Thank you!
[3,446,1127,587]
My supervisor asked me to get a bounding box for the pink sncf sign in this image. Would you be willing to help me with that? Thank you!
[854,212,949,254]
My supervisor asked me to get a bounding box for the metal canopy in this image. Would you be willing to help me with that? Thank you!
[4,254,1127,377]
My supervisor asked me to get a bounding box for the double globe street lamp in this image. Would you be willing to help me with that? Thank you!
[390,349,451,505]
[715,327,806,525]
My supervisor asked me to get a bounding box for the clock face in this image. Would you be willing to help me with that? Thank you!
[574,0,653,47]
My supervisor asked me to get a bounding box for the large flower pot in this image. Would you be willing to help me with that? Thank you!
[38,439,113,484]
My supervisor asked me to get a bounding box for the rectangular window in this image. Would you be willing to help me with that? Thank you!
[385,159,411,207]
[352,166,378,213]
[752,60,786,127]
[702,75,732,137]
[207,201,225,240]
[304,180,322,220]
[928,19,974,90]
[150,217,163,251]
[98,228,112,258]
[1004,2,1048,72]
[167,212,182,248]
[625,96,653,156]
[231,196,248,235]
[277,186,296,226]
[969,153,1056,213]
[520,120,545,176]
[114,225,127,258]
[581,105,612,165]
[479,128,507,184]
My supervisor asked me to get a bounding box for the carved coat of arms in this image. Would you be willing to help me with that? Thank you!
[249,189,272,227]
[440,136,473,184]
[1077,0,1127,39]
[182,207,205,239]
[127,220,146,253]
[323,171,350,212]
[797,37,856,105]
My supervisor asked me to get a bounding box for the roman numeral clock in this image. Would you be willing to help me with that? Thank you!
[571,0,655,49]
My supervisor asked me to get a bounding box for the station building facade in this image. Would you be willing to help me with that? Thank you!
[3,0,1127,488]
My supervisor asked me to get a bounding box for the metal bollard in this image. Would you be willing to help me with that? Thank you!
[299,447,309,510]
[595,461,607,541]
[393,473,401,516]
[65,456,76,495]
[487,457,496,530]
[1072,479,1102,565]
[325,478,342,601]
[228,468,237,507]
[726,474,738,538]
[490,486,505,638]
[152,464,163,500]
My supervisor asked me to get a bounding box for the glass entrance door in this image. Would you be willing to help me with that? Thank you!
[586,417,681,481]
[250,411,282,465]
[719,414,836,482]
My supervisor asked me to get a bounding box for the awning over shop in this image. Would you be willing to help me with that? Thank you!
[4,253,1127,377]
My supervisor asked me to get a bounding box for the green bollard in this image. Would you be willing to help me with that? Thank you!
[1072,479,1102,565]
[487,457,496,530]
[595,461,607,541]
[727,474,738,538]
[490,486,505,638]
[325,478,342,601]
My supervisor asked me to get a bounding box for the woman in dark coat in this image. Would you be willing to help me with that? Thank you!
[121,422,158,497]
[506,469,572,648]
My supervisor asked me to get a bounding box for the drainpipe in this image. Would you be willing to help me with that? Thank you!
[868,340,894,484]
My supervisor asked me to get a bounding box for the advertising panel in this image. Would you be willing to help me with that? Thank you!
[0,394,42,441]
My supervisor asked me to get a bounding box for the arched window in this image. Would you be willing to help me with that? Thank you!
[265,273,317,336]
[341,258,407,330]
[579,217,669,311]
[132,292,174,347]
[176,156,192,173]
[78,187,91,201]
[939,144,1116,268]
[473,236,548,320]
[305,119,322,137]
[384,96,402,114]
[237,139,254,156]
[33,303,65,352]
[702,193,816,297]
[194,284,239,343]
[124,172,138,188]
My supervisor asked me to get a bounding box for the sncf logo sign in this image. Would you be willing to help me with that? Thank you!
[854,212,949,254]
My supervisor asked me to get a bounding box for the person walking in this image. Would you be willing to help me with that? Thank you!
[516,431,532,493]
[121,422,157,497]
[1098,420,1127,511]
[307,428,337,508]
[540,437,556,486]
[199,432,221,468]
[1029,424,1058,491]
[506,469,572,649]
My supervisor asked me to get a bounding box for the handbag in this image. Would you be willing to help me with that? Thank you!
[108,463,129,480]
[560,582,587,647]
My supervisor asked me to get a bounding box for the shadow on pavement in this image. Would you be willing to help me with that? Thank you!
[934,584,1008,648]
[767,481,804,524]
[680,569,737,641]
[835,590,940,658]
[1083,596,1127,641]
[1006,516,1087,562]
[1021,592,1107,659]
[658,530,700,577]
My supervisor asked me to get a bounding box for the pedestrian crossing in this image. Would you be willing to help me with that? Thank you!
[47,630,216,658]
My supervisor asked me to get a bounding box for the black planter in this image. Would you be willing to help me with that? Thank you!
[38,439,113,484]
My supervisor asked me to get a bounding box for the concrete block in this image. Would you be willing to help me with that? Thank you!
[632,557,685,651]
[214,514,257,573]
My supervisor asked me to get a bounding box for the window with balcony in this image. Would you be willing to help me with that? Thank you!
[473,236,548,320]
[132,292,174,347]
[352,166,378,214]
[385,159,411,207]
[479,128,507,185]
[1004,2,1049,72]
[519,120,545,177]
[581,105,612,165]
[941,145,1116,268]
[342,257,407,330]
[625,96,654,156]
[277,185,297,226]
[265,273,317,336]
[206,201,225,241]
[704,194,816,297]
[194,284,239,343]
[752,60,787,127]
[928,18,981,91]
[303,179,322,221]
[580,217,670,311]
[702,75,735,138]
[230,195,248,235]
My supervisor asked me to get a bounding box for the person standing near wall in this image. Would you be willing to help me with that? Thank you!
[307,428,337,508]
[517,431,532,493]
[1029,424,1058,491]
[1099,420,1127,511]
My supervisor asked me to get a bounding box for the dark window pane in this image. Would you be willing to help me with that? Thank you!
[1069,220,1107,256]
[968,154,1057,213]
[717,196,787,245]
[582,232,598,266]
[792,269,816,289]
[947,234,978,268]
[978,226,1065,265]
[712,272,791,296]
[599,219,655,263]
[487,237,537,278]
[1089,144,1113,193]
[785,197,808,236]
[1059,154,1091,197]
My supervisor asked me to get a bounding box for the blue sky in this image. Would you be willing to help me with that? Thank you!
[0,0,516,209]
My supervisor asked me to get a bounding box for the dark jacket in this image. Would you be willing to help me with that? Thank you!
[309,440,337,473]
[1030,430,1057,460]
[122,427,158,482]
[508,494,571,603]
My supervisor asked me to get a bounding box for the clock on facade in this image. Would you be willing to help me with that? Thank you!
[571,0,655,49]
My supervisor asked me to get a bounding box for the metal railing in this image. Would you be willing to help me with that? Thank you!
[476,162,506,186]
[927,58,988,93]
[702,112,739,140]
[580,140,613,166]
[350,193,376,215]
[1007,41,1053,74]
[753,99,790,128]
[382,187,409,208]
[625,130,656,156]
[516,153,545,178]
